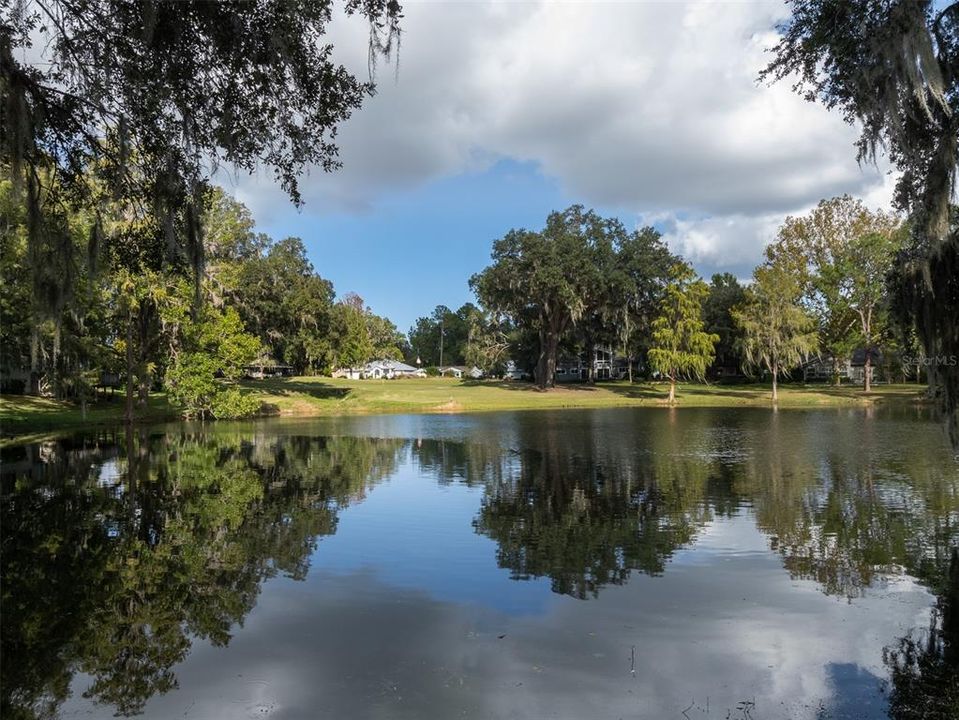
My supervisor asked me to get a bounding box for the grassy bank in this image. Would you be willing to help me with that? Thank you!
[0,394,179,441]
[243,376,926,415]
[1,378,926,441]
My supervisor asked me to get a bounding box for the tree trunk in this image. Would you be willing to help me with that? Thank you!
[138,373,150,407]
[627,354,633,384]
[535,312,565,390]
[587,341,595,384]
[668,374,676,404]
[545,332,559,388]
[29,327,40,395]
[125,309,135,425]
[536,329,559,389]
[860,306,873,392]
[771,362,778,402]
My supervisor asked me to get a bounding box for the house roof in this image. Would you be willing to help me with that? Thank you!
[850,347,882,365]
[368,359,419,372]
[801,347,885,367]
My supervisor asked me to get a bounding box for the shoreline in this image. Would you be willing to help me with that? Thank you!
[1,378,930,446]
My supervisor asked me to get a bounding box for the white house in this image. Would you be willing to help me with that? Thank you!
[438,365,484,379]
[333,359,426,379]
[332,367,364,380]
[504,360,530,381]
[802,348,882,384]
[366,359,426,379]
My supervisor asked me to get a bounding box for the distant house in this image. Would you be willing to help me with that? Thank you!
[332,367,361,380]
[589,346,637,380]
[802,348,882,384]
[802,355,845,382]
[849,348,883,384]
[438,365,484,379]
[243,363,294,379]
[334,359,426,379]
[504,360,531,381]
[555,356,586,383]
[556,347,638,382]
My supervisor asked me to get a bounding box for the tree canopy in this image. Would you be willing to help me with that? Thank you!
[764,0,959,441]
[732,261,819,402]
[0,181,404,417]
[646,263,718,403]
[470,206,675,388]
[770,195,903,390]
[2,0,402,211]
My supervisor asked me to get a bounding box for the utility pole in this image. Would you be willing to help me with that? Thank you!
[439,319,445,368]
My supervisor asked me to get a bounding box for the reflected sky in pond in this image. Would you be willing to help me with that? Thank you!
[2,406,957,719]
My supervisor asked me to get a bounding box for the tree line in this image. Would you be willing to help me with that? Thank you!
[2,0,956,436]
[1,177,941,418]
[0,182,408,418]
[452,195,928,399]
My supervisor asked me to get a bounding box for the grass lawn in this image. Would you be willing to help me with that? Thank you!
[0,393,179,442]
[241,376,926,416]
[1,378,927,442]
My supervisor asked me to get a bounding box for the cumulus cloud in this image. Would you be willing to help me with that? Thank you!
[224,0,894,264]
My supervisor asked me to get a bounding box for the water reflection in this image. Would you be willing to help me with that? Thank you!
[463,409,959,603]
[1,407,957,719]
[1,430,405,719]
[470,416,715,599]
[883,549,959,718]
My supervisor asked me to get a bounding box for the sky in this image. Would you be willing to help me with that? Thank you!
[219,0,898,333]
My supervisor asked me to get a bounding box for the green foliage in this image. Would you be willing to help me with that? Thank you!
[472,206,674,388]
[703,273,747,376]
[408,303,495,368]
[647,264,718,400]
[365,311,407,361]
[765,1,959,440]
[330,302,375,369]
[165,352,220,417]
[463,311,512,375]
[732,262,819,400]
[769,196,903,389]
[164,307,261,419]
[610,227,676,376]
[3,0,402,267]
[231,236,336,372]
[1,179,411,418]
[471,207,595,387]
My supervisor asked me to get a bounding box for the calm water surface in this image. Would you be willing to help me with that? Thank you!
[2,406,958,719]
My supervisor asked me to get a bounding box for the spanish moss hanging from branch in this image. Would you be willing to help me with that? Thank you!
[763,0,959,446]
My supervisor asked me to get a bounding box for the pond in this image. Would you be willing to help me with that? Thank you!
[2,406,958,719]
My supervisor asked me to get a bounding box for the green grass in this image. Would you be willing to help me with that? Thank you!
[238,376,926,415]
[1,378,927,442]
[0,393,179,442]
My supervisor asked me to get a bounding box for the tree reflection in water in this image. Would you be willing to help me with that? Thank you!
[883,549,959,720]
[462,409,958,717]
[468,411,721,599]
[0,430,405,719]
[2,408,957,719]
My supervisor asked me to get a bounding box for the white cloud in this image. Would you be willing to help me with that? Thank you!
[226,0,895,267]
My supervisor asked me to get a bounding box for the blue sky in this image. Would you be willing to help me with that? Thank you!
[230,1,895,334]
[255,159,627,332]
